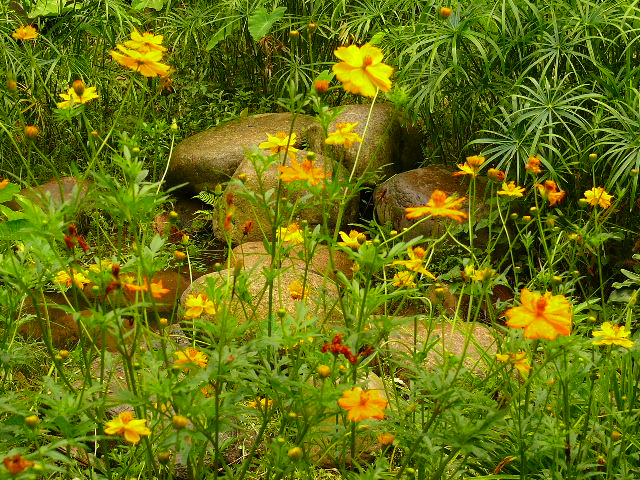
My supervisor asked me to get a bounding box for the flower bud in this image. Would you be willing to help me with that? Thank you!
[440,6,452,17]
[406,468,416,475]
[6,80,17,92]
[172,415,189,430]
[213,262,223,271]
[24,125,39,139]
[90,130,99,137]
[288,411,298,419]
[288,446,303,459]
[308,23,317,31]
[159,317,168,327]
[522,215,532,222]
[510,213,518,220]
[277,308,287,318]
[157,451,171,464]
[289,30,300,38]
[356,233,367,244]
[487,168,505,182]
[316,365,331,377]
[72,79,85,96]
[529,206,538,213]
[546,218,556,228]
[552,275,563,284]
[238,173,248,182]
[277,436,285,444]
[25,415,39,428]
[59,349,69,359]
[612,431,622,440]
[378,432,395,445]
[233,260,244,277]
[632,169,639,175]
[390,230,397,236]
[170,120,178,131]
[588,153,598,160]
[182,234,190,245]
[174,250,186,260]
[169,210,179,221]
[314,79,329,93]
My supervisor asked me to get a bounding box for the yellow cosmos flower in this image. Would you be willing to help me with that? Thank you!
[258,132,299,160]
[174,347,208,368]
[505,289,572,340]
[55,270,90,288]
[495,351,532,375]
[405,190,468,222]
[592,322,634,348]
[124,29,167,53]
[332,43,393,98]
[497,181,525,197]
[12,25,38,41]
[88,260,115,273]
[56,86,100,109]
[277,223,304,244]
[104,411,151,444]
[325,122,364,148]
[247,397,273,408]
[393,271,416,288]
[534,180,566,206]
[464,265,495,282]
[453,155,485,177]
[393,246,436,279]
[583,187,613,209]
[338,230,365,249]
[184,293,217,319]
[288,280,308,300]
[110,46,171,77]
[277,157,330,186]
[338,387,387,422]
[0,178,9,189]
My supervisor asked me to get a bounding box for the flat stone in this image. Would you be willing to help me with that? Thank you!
[5,176,91,211]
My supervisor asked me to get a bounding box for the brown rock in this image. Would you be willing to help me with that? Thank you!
[5,176,91,211]
[167,113,317,196]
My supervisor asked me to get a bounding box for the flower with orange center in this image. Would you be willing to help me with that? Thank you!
[338,387,387,422]
[124,279,170,299]
[55,269,90,288]
[332,43,393,98]
[12,25,38,41]
[110,46,171,77]
[184,293,217,319]
[453,155,485,177]
[487,168,506,182]
[277,156,330,186]
[497,181,525,197]
[534,180,566,206]
[392,246,436,279]
[495,351,532,375]
[338,230,366,249]
[505,289,572,340]
[3,454,34,474]
[277,223,304,244]
[405,190,468,222]
[583,187,613,209]
[0,177,9,189]
[174,347,209,368]
[393,271,416,288]
[259,132,299,160]
[325,122,364,149]
[124,29,167,53]
[104,411,151,444]
[525,155,542,174]
[57,86,99,109]
[592,322,634,348]
[288,280,308,301]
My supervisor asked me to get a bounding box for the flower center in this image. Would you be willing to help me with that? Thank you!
[534,297,548,317]
[363,55,373,67]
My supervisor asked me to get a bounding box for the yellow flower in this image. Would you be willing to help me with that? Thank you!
[110,46,171,77]
[338,230,364,249]
[393,271,416,288]
[12,25,38,41]
[505,289,572,340]
[583,187,613,209]
[104,411,151,444]
[88,260,115,273]
[124,280,170,299]
[338,387,387,422]
[259,132,299,160]
[453,155,485,177]
[487,168,506,182]
[55,270,90,288]
[173,347,208,368]
[495,351,532,375]
[277,223,304,244]
[592,322,634,348]
[393,246,436,279]
[184,293,217,319]
[277,156,329,186]
[124,29,167,53]
[497,181,525,197]
[288,280,308,301]
[325,122,364,149]
[464,265,495,282]
[534,180,566,206]
[525,155,542,174]
[405,190,468,222]
[247,397,273,408]
[332,43,393,98]
[56,86,99,109]
[0,178,9,189]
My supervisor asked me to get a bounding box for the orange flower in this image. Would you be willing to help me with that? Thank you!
[405,190,468,222]
[259,132,299,160]
[0,177,10,189]
[124,29,167,53]
[104,411,151,444]
[174,347,208,368]
[488,168,506,182]
[534,180,566,206]
[332,43,393,98]
[110,46,171,77]
[525,155,542,174]
[277,156,330,186]
[495,351,532,375]
[124,280,170,298]
[497,181,525,197]
[505,289,572,340]
[3,454,34,474]
[288,280,308,300]
[325,122,364,148]
[12,25,38,41]
[392,246,436,279]
[453,155,485,177]
[338,387,387,421]
[378,432,395,445]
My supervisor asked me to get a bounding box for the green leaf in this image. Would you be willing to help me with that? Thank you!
[0,183,20,204]
[28,0,75,17]
[0,219,32,240]
[0,204,26,221]
[248,6,286,42]
[131,0,164,11]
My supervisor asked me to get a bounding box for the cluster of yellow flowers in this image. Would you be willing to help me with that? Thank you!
[110,29,171,78]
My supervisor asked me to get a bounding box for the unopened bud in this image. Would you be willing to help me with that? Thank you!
[288,411,298,419]
[314,79,329,93]
[612,431,622,440]
[317,365,331,377]
[277,308,286,318]
[159,317,168,327]
[170,120,178,131]
[172,415,189,430]
[522,215,532,222]
[233,260,244,277]
[289,30,300,38]
[288,446,303,459]
[25,415,39,428]
[510,213,518,219]
[24,125,39,139]
[390,230,398,236]
[238,173,248,182]
[157,451,171,464]
[59,349,69,359]
[440,6,452,17]
[174,250,186,260]
[632,169,639,175]
[6,80,17,92]
[277,436,285,444]
[588,153,598,160]
[546,218,556,227]
[308,23,317,31]
[529,206,538,213]
[356,233,367,244]
[72,79,85,96]
[169,210,179,220]
[552,275,563,284]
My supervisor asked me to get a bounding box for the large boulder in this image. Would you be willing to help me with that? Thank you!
[4,176,92,211]
[167,113,317,195]
[307,103,420,182]
[215,151,358,244]
[373,165,487,240]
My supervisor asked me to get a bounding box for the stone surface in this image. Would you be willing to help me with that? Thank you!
[374,165,487,240]
[167,113,317,195]
[180,267,341,331]
[215,151,358,244]
[5,176,92,211]
[387,318,496,374]
[307,103,414,181]
[231,241,354,279]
